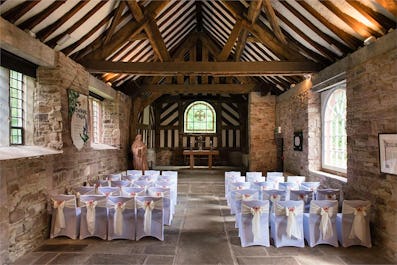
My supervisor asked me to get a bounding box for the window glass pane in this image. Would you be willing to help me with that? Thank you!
[9,70,24,145]
[91,99,101,143]
[184,101,216,133]
[323,88,346,170]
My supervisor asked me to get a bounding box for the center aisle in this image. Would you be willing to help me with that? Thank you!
[174,169,236,265]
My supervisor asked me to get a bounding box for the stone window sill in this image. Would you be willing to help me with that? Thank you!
[0,146,63,161]
[91,143,119,150]
[310,170,347,183]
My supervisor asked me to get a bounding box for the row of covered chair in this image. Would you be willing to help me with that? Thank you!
[50,194,166,241]
[225,171,371,248]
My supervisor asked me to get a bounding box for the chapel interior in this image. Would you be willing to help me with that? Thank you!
[0,0,397,264]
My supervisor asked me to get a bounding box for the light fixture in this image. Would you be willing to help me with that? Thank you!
[106,82,112,87]
[364,36,376,46]
[304,73,312,80]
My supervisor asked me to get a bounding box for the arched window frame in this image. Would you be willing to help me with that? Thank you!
[321,82,347,173]
[184,101,216,134]
[321,81,347,173]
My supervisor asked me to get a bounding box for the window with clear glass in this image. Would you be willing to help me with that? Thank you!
[322,87,347,172]
[184,101,216,133]
[91,98,101,143]
[9,70,24,145]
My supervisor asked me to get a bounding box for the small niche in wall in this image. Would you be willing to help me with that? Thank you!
[293,131,303,151]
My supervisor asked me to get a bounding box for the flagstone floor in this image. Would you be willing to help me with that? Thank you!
[13,168,395,265]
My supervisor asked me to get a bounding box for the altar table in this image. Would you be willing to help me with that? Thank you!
[183,149,220,169]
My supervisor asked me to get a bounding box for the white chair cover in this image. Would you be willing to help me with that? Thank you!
[136,196,164,241]
[106,196,136,240]
[303,200,339,247]
[245,172,265,183]
[287,176,306,186]
[74,186,96,200]
[227,181,251,207]
[107,173,122,181]
[300,182,321,198]
[50,195,80,239]
[267,172,284,177]
[271,200,305,248]
[121,186,146,198]
[122,174,140,183]
[225,171,242,195]
[133,180,154,192]
[148,187,173,225]
[127,170,143,176]
[230,189,259,217]
[336,200,371,248]
[262,190,287,214]
[97,187,120,197]
[79,195,107,240]
[155,180,177,215]
[279,182,300,200]
[99,180,110,187]
[239,200,270,247]
[290,190,314,213]
[144,170,161,177]
[317,189,342,210]
[110,180,131,188]
[266,176,285,189]
[161,171,178,178]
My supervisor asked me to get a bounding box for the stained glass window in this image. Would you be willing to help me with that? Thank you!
[184,101,216,133]
[323,88,347,171]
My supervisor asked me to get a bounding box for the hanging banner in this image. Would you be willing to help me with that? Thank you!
[68,89,89,150]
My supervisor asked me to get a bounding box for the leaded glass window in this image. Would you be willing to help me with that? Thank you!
[184,101,216,133]
[9,70,24,145]
[322,88,347,172]
[91,99,100,143]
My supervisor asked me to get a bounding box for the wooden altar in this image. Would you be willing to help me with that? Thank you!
[183,149,220,169]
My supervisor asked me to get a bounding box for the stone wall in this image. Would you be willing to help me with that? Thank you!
[0,53,132,264]
[248,92,277,173]
[276,31,397,261]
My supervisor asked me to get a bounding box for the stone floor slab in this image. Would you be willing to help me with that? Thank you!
[237,256,299,265]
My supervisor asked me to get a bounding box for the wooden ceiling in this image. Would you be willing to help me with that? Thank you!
[1,0,396,98]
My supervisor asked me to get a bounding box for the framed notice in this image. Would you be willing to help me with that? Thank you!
[68,89,89,150]
[379,133,397,175]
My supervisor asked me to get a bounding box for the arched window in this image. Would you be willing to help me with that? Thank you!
[322,87,347,172]
[184,101,216,133]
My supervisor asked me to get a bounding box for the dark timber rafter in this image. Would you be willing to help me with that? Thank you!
[36,0,91,42]
[234,0,262,61]
[126,0,171,62]
[262,0,286,44]
[103,0,126,45]
[18,0,66,30]
[84,61,322,76]
[1,0,41,23]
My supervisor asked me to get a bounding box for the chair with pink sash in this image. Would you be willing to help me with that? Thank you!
[79,195,108,240]
[266,174,285,190]
[127,170,143,176]
[122,174,140,184]
[270,200,305,248]
[225,171,242,197]
[107,173,122,181]
[148,187,173,225]
[279,182,300,200]
[300,182,320,199]
[133,180,154,193]
[290,190,314,213]
[50,195,80,239]
[97,187,120,197]
[155,180,177,215]
[106,196,136,240]
[110,180,131,188]
[317,189,342,210]
[74,186,96,196]
[135,196,164,241]
[303,200,339,247]
[121,187,146,198]
[245,172,265,183]
[239,200,270,247]
[336,200,371,247]
[261,190,287,214]
[287,176,306,187]
[227,181,251,207]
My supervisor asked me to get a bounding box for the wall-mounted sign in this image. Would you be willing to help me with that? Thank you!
[293,131,303,151]
[68,89,89,150]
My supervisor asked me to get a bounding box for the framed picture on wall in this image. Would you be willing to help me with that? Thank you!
[379,133,397,175]
[293,131,303,151]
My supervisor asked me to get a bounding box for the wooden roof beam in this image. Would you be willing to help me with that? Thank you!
[319,0,382,38]
[346,0,395,31]
[280,1,352,55]
[36,1,90,42]
[103,1,126,45]
[1,0,41,23]
[297,1,361,49]
[19,0,67,30]
[148,83,257,94]
[126,0,171,62]
[84,60,322,76]
[217,20,243,61]
[46,1,108,48]
[234,0,262,61]
[375,0,397,17]
[222,0,305,60]
[262,0,286,44]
